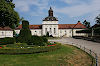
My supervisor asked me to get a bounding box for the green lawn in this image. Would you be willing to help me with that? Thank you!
[0,45,92,66]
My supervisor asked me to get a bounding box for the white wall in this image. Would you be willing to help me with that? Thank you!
[42,21,59,37]
[15,29,42,36]
[0,30,13,38]
[31,29,42,36]
[14,27,86,37]
[42,21,58,24]
[58,29,72,37]
[72,29,86,36]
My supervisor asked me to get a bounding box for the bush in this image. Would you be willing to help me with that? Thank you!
[6,43,28,48]
[27,36,47,46]
[16,20,32,43]
[0,37,15,45]
[41,36,48,43]
[0,43,61,54]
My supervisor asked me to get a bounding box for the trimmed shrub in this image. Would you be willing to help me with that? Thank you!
[41,36,48,43]
[0,43,61,54]
[6,43,27,48]
[0,37,15,45]
[27,35,46,46]
[16,20,32,43]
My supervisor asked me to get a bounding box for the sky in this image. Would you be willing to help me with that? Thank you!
[13,0,100,25]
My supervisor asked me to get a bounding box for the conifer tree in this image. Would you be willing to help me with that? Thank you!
[16,20,32,43]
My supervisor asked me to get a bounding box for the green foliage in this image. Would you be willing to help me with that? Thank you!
[94,27,100,35]
[6,43,28,48]
[41,36,48,43]
[0,37,15,45]
[16,20,32,43]
[22,20,29,29]
[46,32,49,37]
[0,0,20,28]
[83,20,90,28]
[0,43,61,54]
[27,35,47,46]
[95,14,100,25]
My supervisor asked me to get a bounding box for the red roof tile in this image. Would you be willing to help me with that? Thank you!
[73,22,86,29]
[16,22,86,29]
[58,24,76,29]
[16,25,42,29]
[0,27,12,30]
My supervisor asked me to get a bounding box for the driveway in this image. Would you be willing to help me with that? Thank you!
[49,38,100,56]
[49,37,100,65]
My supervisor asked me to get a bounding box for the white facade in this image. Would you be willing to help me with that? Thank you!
[15,7,86,37]
[0,30,13,38]
[42,21,58,37]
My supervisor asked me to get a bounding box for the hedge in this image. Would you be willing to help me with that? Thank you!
[27,36,48,46]
[0,37,15,45]
[0,43,61,54]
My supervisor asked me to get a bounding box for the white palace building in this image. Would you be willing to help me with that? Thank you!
[0,7,86,38]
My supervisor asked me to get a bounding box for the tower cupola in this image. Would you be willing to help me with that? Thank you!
[48,7,53,17]
[43,7,58,21]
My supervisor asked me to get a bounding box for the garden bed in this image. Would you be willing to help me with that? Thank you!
[0,44,93,66]
[0,42,61,54]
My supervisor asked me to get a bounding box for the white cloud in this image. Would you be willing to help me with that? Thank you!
[60,0,83,4]
[13,0,49,12]
[56,0,100,17]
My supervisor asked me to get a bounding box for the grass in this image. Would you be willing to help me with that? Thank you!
[0,45,92,66]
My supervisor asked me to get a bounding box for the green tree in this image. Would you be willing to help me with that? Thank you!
[0,0,20,29]
[95,14,100,24]
[83,20,90,28]
[16,20,32,43]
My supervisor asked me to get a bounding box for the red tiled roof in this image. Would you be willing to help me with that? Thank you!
[0,27,13,30]
[16,22,86,29]
[59,22,86,29]
[58,24,76,29]
[16,25,42,29]
[30,25,42,29]
[73,22,86,29]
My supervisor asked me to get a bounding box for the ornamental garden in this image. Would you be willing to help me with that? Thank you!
[0,20,61,54]
[0,0,95,66]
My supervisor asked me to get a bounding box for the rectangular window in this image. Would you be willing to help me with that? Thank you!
[54,28,56,34]
[2,32,4,36]
[50,28,52,33]
[45,28,47,33]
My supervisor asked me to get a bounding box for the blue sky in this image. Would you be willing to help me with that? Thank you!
[13,0,100,25]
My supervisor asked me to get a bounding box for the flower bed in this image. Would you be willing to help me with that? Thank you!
[0,42,61,54]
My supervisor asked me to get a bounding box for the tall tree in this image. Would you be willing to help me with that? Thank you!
[83,20,90,28]
[95,14,100,25]
[0,0,20,29]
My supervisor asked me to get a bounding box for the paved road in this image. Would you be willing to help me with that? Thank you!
[49,38,100,56]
